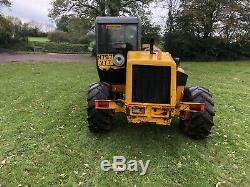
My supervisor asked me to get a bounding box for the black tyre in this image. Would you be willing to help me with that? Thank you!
[181,87,215,139]
[87,82,113,133]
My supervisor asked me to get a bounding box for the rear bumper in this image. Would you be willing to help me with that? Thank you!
[126,105,175,125]
[95,100,205,126]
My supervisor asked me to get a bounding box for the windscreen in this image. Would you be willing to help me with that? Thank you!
[97,24,138,54]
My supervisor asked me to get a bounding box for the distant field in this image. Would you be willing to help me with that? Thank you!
[0,61,249,186]
[28,37,49,43]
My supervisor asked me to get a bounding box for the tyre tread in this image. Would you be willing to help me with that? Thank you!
[87,82,113,133]
[182,86,215,139]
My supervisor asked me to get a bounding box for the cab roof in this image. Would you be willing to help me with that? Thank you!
[95,17,141,24]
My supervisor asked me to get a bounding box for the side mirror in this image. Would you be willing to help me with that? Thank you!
[174,57,181,66]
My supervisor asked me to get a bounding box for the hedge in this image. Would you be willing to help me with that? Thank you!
[30,41,89,54]
[164,32,250,61]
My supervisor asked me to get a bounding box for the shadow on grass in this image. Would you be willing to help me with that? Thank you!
[87,114,191,157]
[55,92,209,162]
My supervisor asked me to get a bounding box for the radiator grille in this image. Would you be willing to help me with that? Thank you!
[132,65,171,104]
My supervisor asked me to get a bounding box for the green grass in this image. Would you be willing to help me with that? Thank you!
[28,37,49,43]
[0,61,249,186]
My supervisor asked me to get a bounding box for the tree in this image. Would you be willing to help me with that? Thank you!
[239,0,250,43]
[56,15,70,32]
[67,17,92,44]
[176,0,222,39]
[213,0,249,43]
[0,16,29,47]
[55,15,93,44]
[0,0,11,6]
[50,0,162,45]
[0,0,11,8]
[164,0,180,51]
[175,0,249,42]
[49,0,153,21]
[0,0,11,15]
[163,0,250,61]
[141,15,162,45]
[0,16,13,46]
[165,0,180,33]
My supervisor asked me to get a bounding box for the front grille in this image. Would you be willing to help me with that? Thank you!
[132,65,171,104]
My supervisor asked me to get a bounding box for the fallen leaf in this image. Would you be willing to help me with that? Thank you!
[177,162,182,169]
[74,170,78,175]
[216,181,226,187]
[60,174,66,178]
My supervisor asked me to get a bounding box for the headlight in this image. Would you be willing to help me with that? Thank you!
[113,54,125,66]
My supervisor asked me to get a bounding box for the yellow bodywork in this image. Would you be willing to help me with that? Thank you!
[96,50,195,126]
[96,50,204,126]
[125,51,177,125]
[125,51,177,105]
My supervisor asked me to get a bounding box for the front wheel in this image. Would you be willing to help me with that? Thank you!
[87,82,113,133]
[181,87,215,139]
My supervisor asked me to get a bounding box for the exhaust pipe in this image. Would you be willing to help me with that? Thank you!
[150,38,154,54]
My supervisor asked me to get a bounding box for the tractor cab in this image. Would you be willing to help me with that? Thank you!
[95,17,141,84]
[96,17,141,54]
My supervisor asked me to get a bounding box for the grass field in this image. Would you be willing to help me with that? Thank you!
[28,37,49,43]
[0,61,249,186]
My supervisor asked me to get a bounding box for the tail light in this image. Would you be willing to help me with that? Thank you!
[95,100,110,109]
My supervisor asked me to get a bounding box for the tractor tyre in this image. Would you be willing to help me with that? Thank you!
[87,82,113,133]
[181,87,215,139]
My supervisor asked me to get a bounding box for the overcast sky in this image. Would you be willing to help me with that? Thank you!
[3,0,166,27]
[3,0,53,23]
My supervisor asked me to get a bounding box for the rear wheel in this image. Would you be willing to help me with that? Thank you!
[87,82,113,133]
[181,87,215,139]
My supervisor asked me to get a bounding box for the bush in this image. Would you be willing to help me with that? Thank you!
[48,31,69,43]
[79,35,92,44]
[30,41,89,54]
[0,16,28,47]
[164,32,250,61]
[0,16,13,46]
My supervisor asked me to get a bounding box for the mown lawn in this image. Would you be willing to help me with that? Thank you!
[0,61,249,186]
[28,37,49,43]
